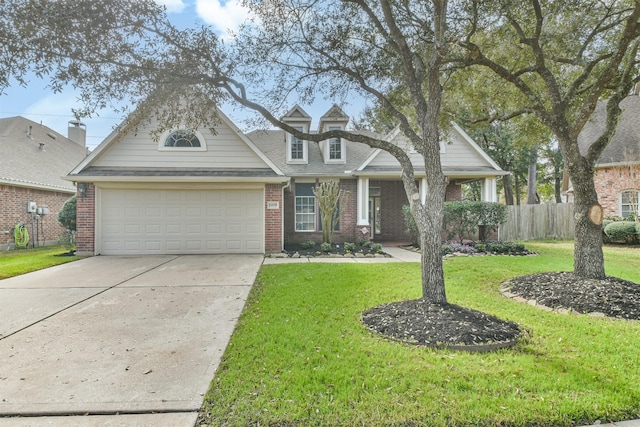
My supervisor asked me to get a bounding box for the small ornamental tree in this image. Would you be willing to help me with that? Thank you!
[58,195,77,231]
[443,201,507,243]
[313,180,348,245]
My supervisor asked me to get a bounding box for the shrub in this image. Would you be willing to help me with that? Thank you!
[58,195,77,231]
[301,240,316,249]
[369,243,383,253]
[344,242,356,252]
[442,243,478,255]
[484,241,528,255]
[474,243,487,252]
[358,238,369,247]
[443,201,507,243]
[320,242,332,252]
[602,219,614,244]
[604,221,640,244]
[58,230,75,251]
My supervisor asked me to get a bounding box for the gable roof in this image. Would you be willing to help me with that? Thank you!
[282,105,312,122]
[68,108,285,182]
[357,122,506,177]
[578,95,640,167]
[0,116,87,192]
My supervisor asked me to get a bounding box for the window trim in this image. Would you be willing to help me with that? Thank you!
[295,182,316,232]
[158,128,207,152]
[287,125,308,164]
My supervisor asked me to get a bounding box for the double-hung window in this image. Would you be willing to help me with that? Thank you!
[289,126,305,161]
[295,183,316,231]
[620,190,640,218]
[327,126,343,161]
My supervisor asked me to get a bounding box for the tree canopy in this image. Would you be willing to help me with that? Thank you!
[453,0,640,278]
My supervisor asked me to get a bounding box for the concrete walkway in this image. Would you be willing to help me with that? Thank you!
[0,255,262,427]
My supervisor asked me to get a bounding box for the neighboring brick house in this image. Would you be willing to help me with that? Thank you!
[67,105,506,256]
[0,117,88,249]
[572,95,640,218]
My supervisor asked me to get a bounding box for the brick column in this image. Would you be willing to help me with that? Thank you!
[264,184,284,253]
[75,183,95,256]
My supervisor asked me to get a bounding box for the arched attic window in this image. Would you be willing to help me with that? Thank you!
[158,129,207,151]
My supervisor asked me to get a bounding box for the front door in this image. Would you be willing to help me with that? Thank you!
[368,187,381,238]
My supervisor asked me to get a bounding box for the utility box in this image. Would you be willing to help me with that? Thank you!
[27,201,37,213]
[36,207,50,215]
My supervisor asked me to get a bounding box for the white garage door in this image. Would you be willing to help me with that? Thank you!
[99,188,264,255]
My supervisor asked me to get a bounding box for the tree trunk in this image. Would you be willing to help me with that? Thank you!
[554,173,563,203]
[414,179,447,303]
[527,148,538,205]
[503,174,514,205]
[514,173,521,205]
[568,157,606,279]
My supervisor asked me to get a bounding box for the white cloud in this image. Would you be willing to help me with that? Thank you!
[195,0,250,39]
[155,0,187,14]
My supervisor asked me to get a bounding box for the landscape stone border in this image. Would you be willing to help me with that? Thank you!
[500,282,608,318]
[363,327,523,353]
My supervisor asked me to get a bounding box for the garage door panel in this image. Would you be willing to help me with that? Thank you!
[100,189,264,255]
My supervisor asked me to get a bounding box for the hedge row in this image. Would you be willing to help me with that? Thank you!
[602,220,640,244]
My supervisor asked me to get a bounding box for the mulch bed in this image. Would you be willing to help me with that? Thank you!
[362,299,522,351]
[503,272,640,320]
[282,243,387,257]
[362,272,640,352]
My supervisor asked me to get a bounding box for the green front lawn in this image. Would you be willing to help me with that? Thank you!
[0,245,82,279]
[199,241,640,426]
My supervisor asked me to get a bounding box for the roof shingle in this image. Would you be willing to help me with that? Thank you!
[0,117,88,192]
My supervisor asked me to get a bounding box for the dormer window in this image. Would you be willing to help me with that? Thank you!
[324,126,345,163]
[290,127,304,160]
[329,136,341,160]
[287,125,308,164]
[158,128,207,151]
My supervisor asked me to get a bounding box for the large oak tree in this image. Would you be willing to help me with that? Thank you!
[2,0,458,305]
[455,0,640,279]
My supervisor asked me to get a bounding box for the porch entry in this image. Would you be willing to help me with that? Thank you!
[368,187,381,238]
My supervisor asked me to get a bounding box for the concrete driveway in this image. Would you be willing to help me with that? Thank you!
[0,254,262,426]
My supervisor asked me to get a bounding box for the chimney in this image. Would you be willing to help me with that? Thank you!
[68,120,86,147]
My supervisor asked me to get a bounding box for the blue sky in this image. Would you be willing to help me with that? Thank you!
[0,0,367,149]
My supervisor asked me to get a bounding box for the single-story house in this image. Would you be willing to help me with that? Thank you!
[0,117,88,249]
[570,94,640,218]
[67,105,507,256]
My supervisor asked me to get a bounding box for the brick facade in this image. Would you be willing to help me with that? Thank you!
[264,183,284,252]
[0,184,73,249]
[370,180,462,243]
[370,180,408,243]
[594,165,640,217]
[284,179,358,246]
[73,179,469,254]
[75,183,96,256]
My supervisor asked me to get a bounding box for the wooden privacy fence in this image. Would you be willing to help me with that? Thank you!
[500,203,575,241]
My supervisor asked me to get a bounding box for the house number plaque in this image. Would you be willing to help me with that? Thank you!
[267,201,280,209]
